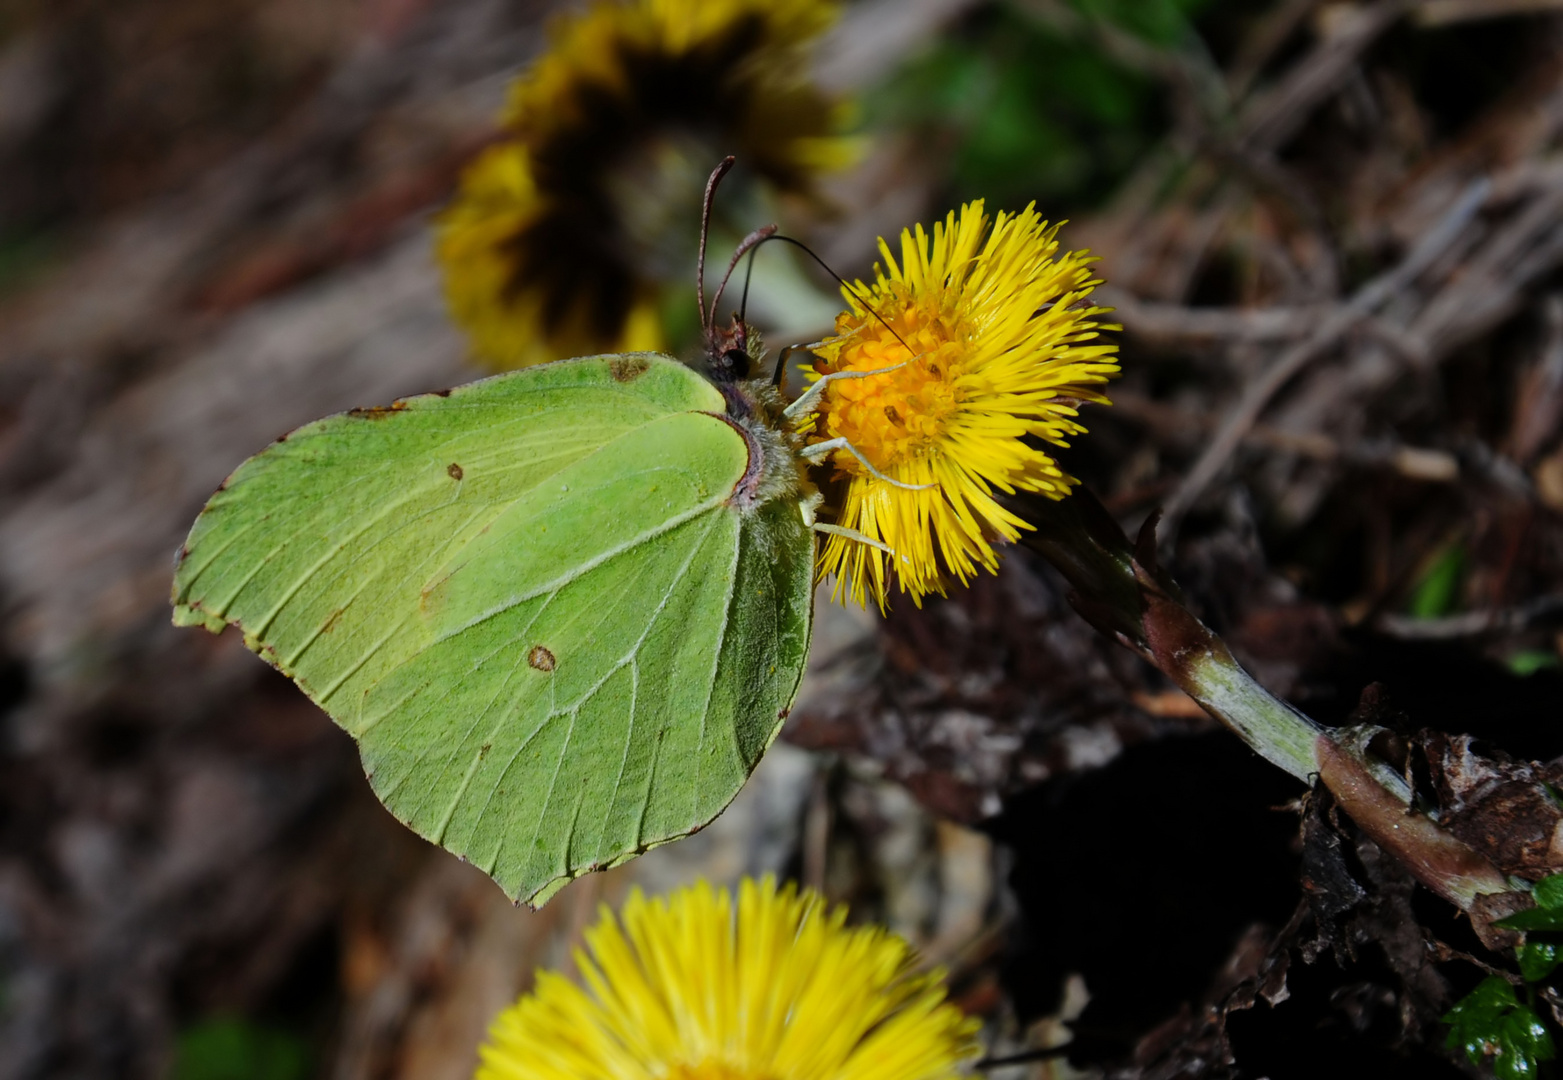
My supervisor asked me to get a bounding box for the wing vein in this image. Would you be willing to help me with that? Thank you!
[437,492,729,641]
[694,516,745,816]
[594,512,721,851]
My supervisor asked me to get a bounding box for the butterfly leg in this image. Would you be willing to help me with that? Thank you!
[811,521,896,555]
[770,342,821,387]
[796,488,825,528]
[797,490,898,555]
[798,437,934,490]
[781,356,923,422]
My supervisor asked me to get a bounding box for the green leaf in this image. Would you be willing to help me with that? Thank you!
[869,5,1166,211]
[1070,0,1213,46]
[1509,649,1561,676]
[172,355,815,905]
[1498,876,1563,931]
[1535,874,1563,910]
[1497,1008,1557,1080]
[1446,976,1556,1080]
[1408,543,1465,618]
[1518,940,1562,983]
[1499,908,1563,933]
[0,227,60,299]
[172,1019,308,1080]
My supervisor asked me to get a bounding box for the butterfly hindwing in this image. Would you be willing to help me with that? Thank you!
[172,354,814,905]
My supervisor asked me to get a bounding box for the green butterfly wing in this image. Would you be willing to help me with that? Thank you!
[172,354,814,906]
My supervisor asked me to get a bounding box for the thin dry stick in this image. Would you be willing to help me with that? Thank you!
[1373,594,1563,639]
[1510,294,1563,463]
[1226,0,1325,99]
[1411,183,1563,356]
[1236,0,1412,153]
[1113,392,1459,479]
[1100,289,1322,345]
[1258,175,1563,465]
[1415,0,1563,27]
[1159,178,1490,530]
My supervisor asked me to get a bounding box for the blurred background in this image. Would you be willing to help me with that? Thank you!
[3,0,1563,1077]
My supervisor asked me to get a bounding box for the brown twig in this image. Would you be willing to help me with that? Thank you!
[1159,178,1490,531]
[1100,288,1324,346]
[1112,391,1461,480]
[1227,0,1327,99]
[1236,0,1414,153]
[1510,294,1563,463]
[1415,0,1563,27]
[1372,594,1563,639]
[1411,182,1563,358]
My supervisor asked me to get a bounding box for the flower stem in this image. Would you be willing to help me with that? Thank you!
[1010,486,1515,916]
[1178,644,1320,782]
[1013,487,1320,780]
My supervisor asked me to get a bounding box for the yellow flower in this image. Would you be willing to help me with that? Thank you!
[475,877,980,1080]
[437,0,856,370]
[808,201,1119,610]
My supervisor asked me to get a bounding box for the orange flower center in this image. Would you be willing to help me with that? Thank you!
[816,302,967,473]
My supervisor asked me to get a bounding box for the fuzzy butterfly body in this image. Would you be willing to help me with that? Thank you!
[172,352,816,906]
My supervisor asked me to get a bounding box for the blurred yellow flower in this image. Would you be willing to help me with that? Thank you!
[437,0,855,369]
[809,201,1119,610]
[475,877,979,1080]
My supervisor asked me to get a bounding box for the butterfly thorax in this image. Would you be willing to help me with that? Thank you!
[720,378,816,516]
[701,319,815,516]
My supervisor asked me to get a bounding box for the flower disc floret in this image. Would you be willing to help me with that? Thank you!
[476,877,979,1080]
[809,201,1119,609]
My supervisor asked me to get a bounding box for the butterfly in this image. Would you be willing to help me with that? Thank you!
[170,159,908,906]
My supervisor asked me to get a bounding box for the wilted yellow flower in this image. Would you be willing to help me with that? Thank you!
[437,0,855,369]
[475,877,979,1080]
[809,201,1119,609]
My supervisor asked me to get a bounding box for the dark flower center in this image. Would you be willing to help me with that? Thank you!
[501,14,773,341]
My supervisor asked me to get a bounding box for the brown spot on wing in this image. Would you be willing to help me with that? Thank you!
[447,463,464,481]
[419,572,452,616]
[610,356,651,382]
[348,401,407,420]
[528,645,557,672]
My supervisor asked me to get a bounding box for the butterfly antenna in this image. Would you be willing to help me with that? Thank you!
[743,233,916,359]
[738,245,760,325]
[708,224,778,327]
[697,156,736,334]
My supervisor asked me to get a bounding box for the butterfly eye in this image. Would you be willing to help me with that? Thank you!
[723,348,751,380]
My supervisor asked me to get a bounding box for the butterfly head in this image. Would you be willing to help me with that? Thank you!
[696,157,778,389]
[704,313,765,385]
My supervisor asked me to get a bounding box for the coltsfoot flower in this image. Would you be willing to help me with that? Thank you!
[809,201,1119,609]
[476,877,979,1080]
[437,0,855,370]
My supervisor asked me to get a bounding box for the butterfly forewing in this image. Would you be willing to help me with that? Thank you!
[172,354,814,905]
